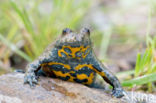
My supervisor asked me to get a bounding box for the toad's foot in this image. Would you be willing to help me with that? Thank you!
[112,88,124,98]
[24,72,38,88]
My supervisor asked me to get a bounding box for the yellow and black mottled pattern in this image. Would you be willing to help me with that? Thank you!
[41,62,96,85]
[40,45,100,85]
[58,45,90,59]
[40,44,124,97]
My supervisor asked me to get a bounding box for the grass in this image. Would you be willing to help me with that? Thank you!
[0,34,31,62]
[0,0,91,61]
[120,0,156,92]
[121,37,156,92]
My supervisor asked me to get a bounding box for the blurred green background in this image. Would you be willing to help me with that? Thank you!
[0,0,156,93]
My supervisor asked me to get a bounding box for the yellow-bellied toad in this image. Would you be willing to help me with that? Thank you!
[24,28,124,98]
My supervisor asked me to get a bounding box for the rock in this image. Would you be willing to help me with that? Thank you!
[0,73,125,103]
[0,73,156,103]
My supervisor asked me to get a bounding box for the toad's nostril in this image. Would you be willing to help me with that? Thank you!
[62,28,72,35]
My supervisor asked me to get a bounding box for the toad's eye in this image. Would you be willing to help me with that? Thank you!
[62,28,72,35]
[80,27,90,35]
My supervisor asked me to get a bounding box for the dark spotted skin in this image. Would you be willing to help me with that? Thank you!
[24,28,124,98]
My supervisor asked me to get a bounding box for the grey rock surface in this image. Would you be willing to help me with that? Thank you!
[0,73,125,103]
[0,73,155,103]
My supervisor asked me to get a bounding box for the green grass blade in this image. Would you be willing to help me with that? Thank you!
[122,73,156,87]
[0,34,32,62]
[10,0,34,35]
[135,53,141,76]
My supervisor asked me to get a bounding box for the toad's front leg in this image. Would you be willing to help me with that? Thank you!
[91,60,124,98]
[24,49,54,87]
[24,59,42,87]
